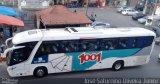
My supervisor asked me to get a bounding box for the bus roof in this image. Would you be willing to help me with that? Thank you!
[12,27,156,45]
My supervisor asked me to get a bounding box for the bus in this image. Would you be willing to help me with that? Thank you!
[4,27,156,77]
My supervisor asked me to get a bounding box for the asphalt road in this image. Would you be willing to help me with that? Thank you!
[73,7,144,27]
[1,7,160,84]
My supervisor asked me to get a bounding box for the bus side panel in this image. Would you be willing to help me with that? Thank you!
[29,38,153,75]
[89,46,152,69]
[129,45,153,65]
[48,53,73,73]
[30,46,152,75]
[66,48,141,71]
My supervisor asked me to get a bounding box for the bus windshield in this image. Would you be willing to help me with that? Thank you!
[7,47,27,66]
[7,42,37,66]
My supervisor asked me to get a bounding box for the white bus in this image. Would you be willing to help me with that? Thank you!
[4,27,156,77]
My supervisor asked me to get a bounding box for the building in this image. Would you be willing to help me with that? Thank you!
[34,5,92,29]
[143,0,160,14]
[18,0,52,10]
[129,0,139,7]
[0,0,17,6]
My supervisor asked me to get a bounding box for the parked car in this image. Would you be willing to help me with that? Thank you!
[117,6,127,13]
[149,25,160,37]
[146,25,160,45]
[135,4,144,11]
[155,37,160,45]
[137,16,149,24]
[145,15,160,26]
[87,15,96,22]
[132,13,146,20]
[91,22,117,29]
[122,8,139,16]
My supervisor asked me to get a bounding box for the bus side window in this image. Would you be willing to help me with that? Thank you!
[78,40,86,51]
[107,41,112,49]
[46,45,51,54]
[52,45,58,53]
[68,41,78,52]
[35,42,48,58]
[65,47,70,52]
[79,39,99,51]
[118,38,128,49]
[100,39,109,50]
[135,36,154,48]
[50,42,59,53]
[81,41,87,51]
[59,41,65,53]
[88,40,99,51]
[88,42,97,51]
[135,37,143,48]
[60,40,78,53]
[143,36,154,47]
[131,38,137,48]
[69,43,76,51]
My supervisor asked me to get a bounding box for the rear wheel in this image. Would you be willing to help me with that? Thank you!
[34,67,48,78]
[112,61,124,71]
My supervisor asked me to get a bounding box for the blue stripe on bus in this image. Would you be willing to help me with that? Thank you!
[66,48,141,71]
[32,55,48,64]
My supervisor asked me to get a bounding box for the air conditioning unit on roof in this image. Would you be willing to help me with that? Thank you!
[65,27,103,34]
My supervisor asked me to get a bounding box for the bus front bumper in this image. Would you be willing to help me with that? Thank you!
[7,66,14,77]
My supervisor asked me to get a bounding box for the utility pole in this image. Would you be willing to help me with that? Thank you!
[85,0,90,16]
[143,0,148,14]
[152,0,158,15]
[12,0,15,7]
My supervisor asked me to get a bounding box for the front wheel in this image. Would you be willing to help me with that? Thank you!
[112,61,124,71]
[34,67,48,78]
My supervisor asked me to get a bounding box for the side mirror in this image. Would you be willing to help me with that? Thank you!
[5,37,13,47]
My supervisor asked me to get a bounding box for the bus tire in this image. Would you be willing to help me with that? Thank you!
[112,60,124,71]
[34,67,48,78]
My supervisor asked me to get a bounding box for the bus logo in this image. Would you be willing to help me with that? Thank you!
[79,52,102,64]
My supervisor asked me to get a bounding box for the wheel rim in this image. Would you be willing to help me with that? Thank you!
[115,63,121,70]
[37,69,44,77]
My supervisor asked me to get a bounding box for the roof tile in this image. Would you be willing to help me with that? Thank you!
[35,5,92,25]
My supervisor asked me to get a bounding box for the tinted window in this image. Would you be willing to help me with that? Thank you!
[34,36,154,56]
[130,36,154,48]
[101,39,118,50]
[117,38,129,49]
[9,42,37,66]
[35,42,51,58]
[35,40,79,57]
[10,48,27,65]
[141,36,154,47]
[79,39,100,51]
[95,23,106,26]
[60,40,78,53]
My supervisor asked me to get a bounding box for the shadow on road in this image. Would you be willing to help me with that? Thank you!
[14,65,143,80]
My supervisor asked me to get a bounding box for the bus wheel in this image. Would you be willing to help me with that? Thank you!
[34,67,48,78]
[112,61,124,71]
